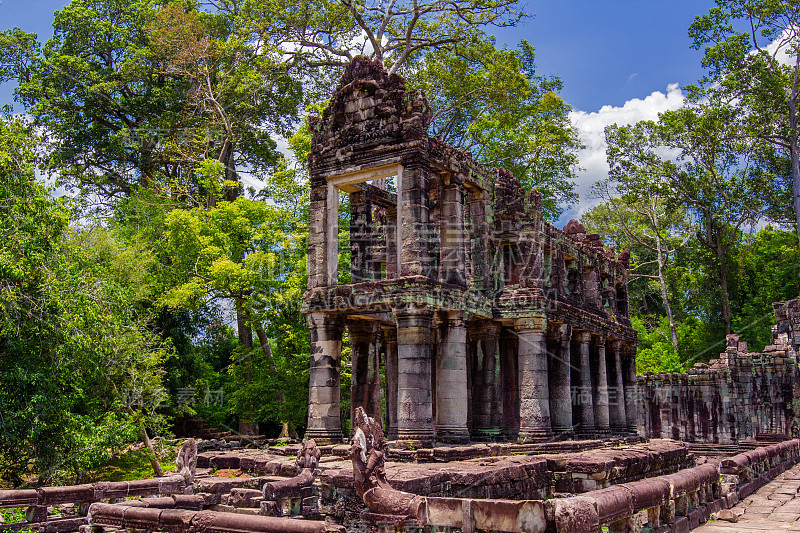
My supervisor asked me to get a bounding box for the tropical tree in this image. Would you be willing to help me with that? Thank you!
[406,37,580,218]
[147,3,302,205]
[1,0,191,200]
[690,0,800,253]
[595,103,774,334]
[0,114,171,483]
[584,193,687,351]
[252,0,525,75]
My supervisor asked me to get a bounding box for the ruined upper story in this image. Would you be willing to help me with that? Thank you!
[304,57,634,337]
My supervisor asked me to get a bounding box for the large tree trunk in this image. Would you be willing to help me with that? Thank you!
[236,300,253,349]
[220,138,239,203]
[255,326,289,435]
[235,299,257,436]
[655,228,679,352]
[789,95,800,271]
[714,236,733,335]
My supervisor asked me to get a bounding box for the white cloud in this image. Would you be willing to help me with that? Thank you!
[559,84,685,227]
[759,27,797,66]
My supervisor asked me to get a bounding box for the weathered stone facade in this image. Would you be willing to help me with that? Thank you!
[639,299,800,444]
[303,57,638,446]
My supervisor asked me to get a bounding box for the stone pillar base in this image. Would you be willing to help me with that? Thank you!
[550,426,575,440]
[472,428,503,440]
[303,429,344,445]
[436,426,470,444]
[594,428,612,438]
[518,427,553,442]
[396,433,434,449]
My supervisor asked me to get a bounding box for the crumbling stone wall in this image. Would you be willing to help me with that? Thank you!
[639,299,800,444]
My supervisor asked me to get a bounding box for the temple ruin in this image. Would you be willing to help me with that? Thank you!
[6,56,800,533]
[639,299,800,443]
[302,57,639,446]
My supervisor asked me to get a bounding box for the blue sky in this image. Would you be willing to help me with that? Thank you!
[0,0,718,221]
[503,0,716,111]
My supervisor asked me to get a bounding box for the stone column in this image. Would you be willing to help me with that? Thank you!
[307,181,330,288]
[499,328,519,437]
[436,313,470,443]
[583,265,599,309]
[516,317,552,441]
[385,206,398,279]
[473,324,502,438]
[591,335,611,435]
[399,162,433,278]
[608,339,628,432]
[439,174,466,287]
[349,190,373,283]
[306,312,344,444]
[622,344,639,434]
[575,330,595,436]
[382,326,398,440]
[549,324,573,437]
[349,322,380,426]
[395,308,435,446]
[468,188,490,292]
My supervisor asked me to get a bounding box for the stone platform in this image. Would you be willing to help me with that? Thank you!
[196,438,692,526]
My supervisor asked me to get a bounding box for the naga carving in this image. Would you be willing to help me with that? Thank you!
[350,407,427,520]
[175,438,197,485]
[262,439,321,516]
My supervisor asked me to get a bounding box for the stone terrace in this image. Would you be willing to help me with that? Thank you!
[196,439,692,514]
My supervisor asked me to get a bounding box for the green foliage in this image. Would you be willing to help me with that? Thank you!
[689,0,800,254]
[731,226,800,348]
[406,37,580,219]
[0,115,173,484]
[88,442,178,482]
[632,316,684,373]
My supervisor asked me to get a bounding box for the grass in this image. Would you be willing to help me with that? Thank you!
[87,444,178,482]
[0,507,36,532]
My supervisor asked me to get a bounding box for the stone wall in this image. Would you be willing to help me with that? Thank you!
[638,299,800,444]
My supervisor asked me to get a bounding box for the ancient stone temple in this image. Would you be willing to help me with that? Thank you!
[302,57,638,446]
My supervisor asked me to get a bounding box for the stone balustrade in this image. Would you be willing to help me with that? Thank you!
[0,439,196,533]
[351,408,800,533]
[720,439,800,498]
[0,475,189,533]
[83,503,344,533]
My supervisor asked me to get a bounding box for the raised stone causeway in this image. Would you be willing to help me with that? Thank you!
[347,406,800,532]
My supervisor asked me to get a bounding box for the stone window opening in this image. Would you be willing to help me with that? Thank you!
[502,243,520,286]
[325,163,403,285]
[616,282,629,318]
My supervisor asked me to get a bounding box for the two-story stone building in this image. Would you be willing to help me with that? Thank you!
[302,57,638,446]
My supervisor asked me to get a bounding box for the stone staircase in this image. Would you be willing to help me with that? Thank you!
[175,416,232,440]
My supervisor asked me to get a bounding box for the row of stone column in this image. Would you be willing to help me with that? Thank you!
[305,311,638,445]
